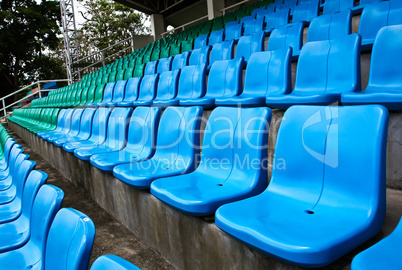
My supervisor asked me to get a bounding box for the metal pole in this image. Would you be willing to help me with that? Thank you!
[38,81,42,98]
[2,99,6,117]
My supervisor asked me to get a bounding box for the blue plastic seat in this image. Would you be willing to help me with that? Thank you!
[194,34,208,49]
[116,77,142,107]
[180,57,244,108]
[292,0,320,23]
[267,34,361,109]
[224,21,242,41]
[152,70,180,106]
[342,25,402,110]
[157,57,173,73]
[90,107,161,172]
[74,107,133,161]
[91,255,140,270]
[0,184,64,269]
[105,80,128,106]
[351,216,402,270]
[144,60,158,75]
[323,0,354,14]
[153,64,207,107]
[40,109,74,141]
[216,48,292,107]
[171,52,190,70]
[50,109,84,146]
[0,145,24,183]
[95,82,116,107]
[265,8,290,33]
[243,17,264,36]
[0,160,38,224]
[215,105,389,268]
[0,169,46,253]
[277,1,297,15]
[358,0,402,51]
[113,106,202,190]
[63,108,112,153]
[151,106,271,216]
[307,9,352,42]
[131,74,159,106]
[189,45,211,66]
[235,31,265,63]
[0,139,16,172]
[208,40,235,69]
[45,208,95,270]
[251,6,266,17]
[267,22,305,58]
[208,29,224,45]
[352,0,386,13]
[240,14,256,24]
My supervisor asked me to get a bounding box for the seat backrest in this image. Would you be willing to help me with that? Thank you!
[252,6,266,16]
[177,64,207,100]
[68,109,84,137]
[73,88,83,107]
[243,48,292,97]
[366,25,402,92]
[110,80,128,103]
[155,70,180,101]
[293,33,361,95]
[75,108,96,141]
[8,145,24,175]
[121,77,142,103]
[21,169,47,221]
[240,14,256,24]
[2,138,16,163]
[157,57,173,73]
[197,107,271,188]
[194,34,208,49]
[308,9,352,42]
[137,74,159,102]
[116,70,125,81]
[265,8,290,29]
[209,40,235,68]
[267,22,305,53]
[206,57,244,98]
[145,60,158,75]
[323,0,354,14]
[45,208,95,270]
[267,105,388,216]
[243,17,264,36]
[133,63,145,77]
[123,68,134,80]
[189,45,212,66]
[256,8,273,20]
[92,84,106,104]
[104,107,133,149]
[154,106,202,171]
[100,82,116,104]
[90,255,140,270]
[30,185,64,256]
[224,21,242,41]
[61,109,75,134]
[88,107,112,143]
[236,31,265,62]
[14,158,36,210]
[208,29,224,45]
[125,107,161,160]
[172,51,190,70]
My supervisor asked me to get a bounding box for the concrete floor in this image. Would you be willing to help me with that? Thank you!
[6,124,402,270]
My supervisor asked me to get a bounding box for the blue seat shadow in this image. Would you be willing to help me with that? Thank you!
[157,57,173,74]
[172,52,190,71]
[342,25,402,110]
[105,80,129,107]
[215,105,389,268]
[0,184,64,269]
[116,77,142,107]
[208,40,235,69]
[91,255,141,270]
[113,106,202,190]
[74,107,133,161]
[45,208,95,270]
[236,31,265,63]
[151,106,271,216]
[90,107,161,172]
[216,48,292,107]
[266,34,361,109]
[267,22,305,59]
[351,216,402,270]
[152,70,180,106]
[189,46,211,66]
[131,74,159,106]
[180,57,244,108]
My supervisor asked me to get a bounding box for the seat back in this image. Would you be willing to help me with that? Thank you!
[177,64,207,100]
[76,108,97,141]
[267,22,304,53]
[366,25,402,92]
[61,109,75,134]
[172,52,190,70]
[104,107,133,149]
[91,255,140,270]
[225,21,242,41]
[2,138,16,163]
[243,17,264,36]
[265,8,290,29]
[189,46,212,66]
[206,57,244,99]
[308,9,352,42]
[14,158,36,210]
[68,109,84,137]
[21,170,47,221]
[116,70,125,81]
[157,57,173,73]
[88,107,112,143]
[208,29,224,45]
[293,33,361,95]
[86,86,97,104]
[154,70,180,102]
[209,40,235,68]
[133,63,145,77]
[123,68,134,80]
[243,48,292,97]
[323,0,354,14]
[137,74,159,102]
[121,77,142,104]
[145,60,158,75]
[236,31,265,62]
[100,82,116,104]
[45,208,95,270]
[110,80,128,103]
[92,84,106,104]
[195,34,208,49]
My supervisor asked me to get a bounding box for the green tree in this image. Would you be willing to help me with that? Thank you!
[0,0,66,106]
[77,0,150,62]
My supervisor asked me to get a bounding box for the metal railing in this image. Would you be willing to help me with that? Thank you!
[221,0,253,14]
[160,15,209,38]
[0,79,69,118]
